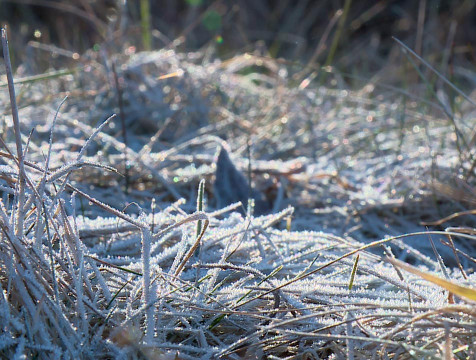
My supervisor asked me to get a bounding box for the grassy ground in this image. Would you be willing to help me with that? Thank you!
[1,2,476,359]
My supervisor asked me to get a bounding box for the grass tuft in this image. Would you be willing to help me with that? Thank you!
[1,23,476,359]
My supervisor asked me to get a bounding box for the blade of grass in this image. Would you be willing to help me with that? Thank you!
[235,230,476,308]
[235,264,283,305]
[196,179,205,237]
[0,68,77,88]
[348,254,359,290]
[393,37,476,109]
[2,27,27,238]
[321,0,353,83]
[140,0,152,50]
[174,216,209,277]
[86,255,143,276]
[387,257,476,302]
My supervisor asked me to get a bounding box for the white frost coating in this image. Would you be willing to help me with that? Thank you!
[1,45,475,359]
[141,224,153,344]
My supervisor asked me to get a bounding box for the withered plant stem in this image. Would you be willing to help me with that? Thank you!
[1,27,26,238]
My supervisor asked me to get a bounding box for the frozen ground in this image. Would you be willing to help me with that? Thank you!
[1,47,476,358]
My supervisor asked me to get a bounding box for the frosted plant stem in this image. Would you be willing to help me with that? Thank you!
[64,116,182,200]
[1,28,26,239]
[174,218,209,278]
[88,257,112,303]
[53,114,116,203]
[39,199,61,305]
[345,312,354,360]
[141,226,153,344]
[33,200,44,251]
[393,37,476,109]
[76,252,88,338]
[23,97,68,221]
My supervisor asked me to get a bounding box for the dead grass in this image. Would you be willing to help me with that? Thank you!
[1,19,476,359]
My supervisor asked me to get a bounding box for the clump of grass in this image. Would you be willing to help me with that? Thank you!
[1,26,476,359]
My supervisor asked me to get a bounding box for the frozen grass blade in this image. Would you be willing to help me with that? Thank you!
[345,312,354,360]
[234,264,283,305]
[1,28,26,239]
[196,179,205,237]
[65,117,182,200]
[393,37,476,109]
[322,0,353,82]
[174,214,209,277]
[141,224,153,343]
[348,253,359,290]
[395,37,468,161]
[234,230,476,308]
[387,257,476,302]
[0,68,76,88]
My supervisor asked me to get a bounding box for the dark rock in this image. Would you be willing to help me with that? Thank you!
[214,147,270,216]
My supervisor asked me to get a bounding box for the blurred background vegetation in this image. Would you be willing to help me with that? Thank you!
[1,0,476,90]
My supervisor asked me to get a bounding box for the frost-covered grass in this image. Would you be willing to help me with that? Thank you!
[1,28,476,359]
